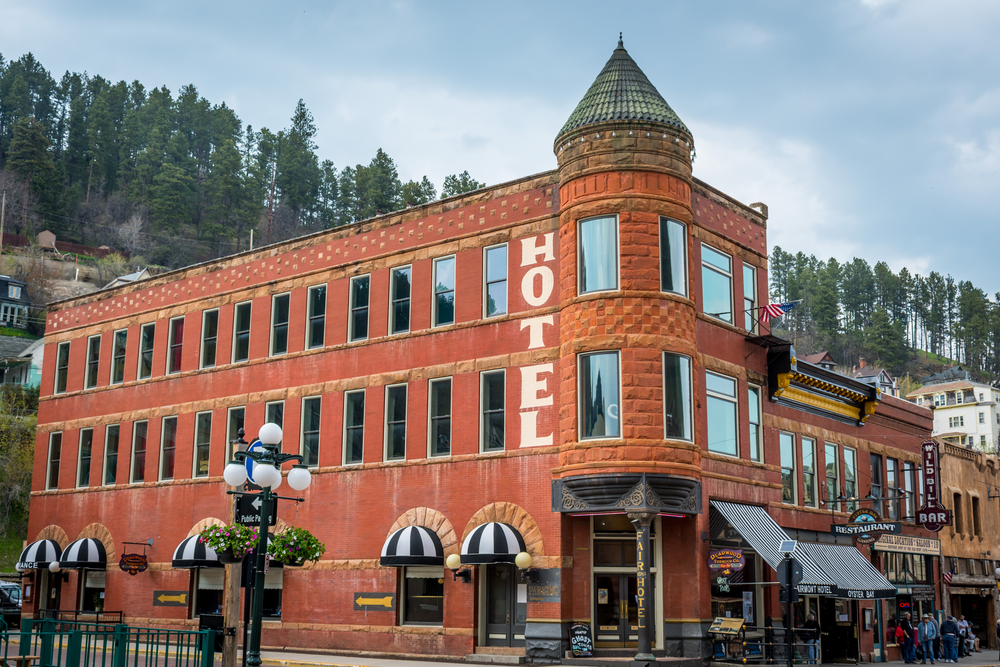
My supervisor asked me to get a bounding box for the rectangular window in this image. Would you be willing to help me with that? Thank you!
[972,496,981,537]
[390,267,412,334]
[194,412,212,478]
[265,401,284,429]
[780,432,796,504]
[743,264,757,333]
[301,397,321,467]
[659,217,687,295]
[168,317,184,373]
[385,384,407,460]
[138,323,155,379]
[980,412,985,424]
[104,424,120,485]
[957,392,964,404]
[111,330,127,384]
[663,354,693,442]
[160,416,177,481]
[484,244,507,317]
[47,432,62,490]
[579,216,619,294]
[481,370,505,452]
[429,378,452,456]
[706,372,738,456]
[904,462,916,518]
[580,352,621,440]
[802,437,816,507]
[886,458,899,520]
[844,447,858,511]
[77,428,93,488]
[270,293,290,356]
[825,443,839,505]
[344,390,365,465]
[233,302,251,363]
[131,421,148,483]
[85,335,101,389]
[401,566,444,625]
[306,285,326,349]
[871,453,884,516]
[701,244,733,323]
[349,275,370,341]
[433,256,456,327]
[748,385,762,461]
[226,407,245,462]
[201,309,219,368]
[55,341,70,393]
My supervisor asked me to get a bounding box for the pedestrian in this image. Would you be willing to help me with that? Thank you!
[802,612,820,664]
[958,615,970,657]
[902,613,916,663]
[931,614,941,660]
[919,614,937,664]
[941,615,960,663]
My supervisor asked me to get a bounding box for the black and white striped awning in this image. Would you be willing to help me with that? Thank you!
[59,539,107,569]
[380,526,444,566]
[798,543,896,599]
[172,536,222,569]
[17,539,62,570]
[460,522,526,565]
[710,501,837,595]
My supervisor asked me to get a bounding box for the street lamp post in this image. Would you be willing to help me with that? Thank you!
[223,423,312,667]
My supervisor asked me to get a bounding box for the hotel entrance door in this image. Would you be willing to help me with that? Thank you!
[485,565,526,647]
[594,573,656,648]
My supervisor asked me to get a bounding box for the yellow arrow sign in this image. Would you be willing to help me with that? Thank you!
[355,596,393,608]
[157,593,187,604]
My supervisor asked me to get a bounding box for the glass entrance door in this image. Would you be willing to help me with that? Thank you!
[594,574,656,648]
[485,565,525,647]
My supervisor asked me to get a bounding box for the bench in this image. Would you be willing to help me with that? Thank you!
[6,655,40,667]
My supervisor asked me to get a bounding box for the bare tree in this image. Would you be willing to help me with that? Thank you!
[116,211,148,255]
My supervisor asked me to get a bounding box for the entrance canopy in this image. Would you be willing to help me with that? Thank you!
[380,526,443,566]
[59,538,107,569]
[799,543,895,599]
[172,535,222,569]
[710,501,835,595]
[460,522,526,565]
[17,539,62,570]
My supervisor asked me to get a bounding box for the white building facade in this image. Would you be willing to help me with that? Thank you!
[908,380,1000,451]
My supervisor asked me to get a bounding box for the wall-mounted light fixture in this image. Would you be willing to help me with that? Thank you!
[445,553,471,583]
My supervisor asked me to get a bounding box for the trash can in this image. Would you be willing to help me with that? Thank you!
[198,613,225,652]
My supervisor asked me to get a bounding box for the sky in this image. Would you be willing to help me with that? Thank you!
[2,0,1000,292]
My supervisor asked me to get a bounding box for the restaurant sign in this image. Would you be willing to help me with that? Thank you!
[831,508,901,545]
[708,548,745,576]
[872,534,941,556]
[118,553,148,576]
[917,440,952,532]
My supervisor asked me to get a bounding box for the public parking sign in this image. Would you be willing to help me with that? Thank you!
[236,493,277,526]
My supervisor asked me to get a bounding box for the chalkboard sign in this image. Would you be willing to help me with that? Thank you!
[570,622,593,657]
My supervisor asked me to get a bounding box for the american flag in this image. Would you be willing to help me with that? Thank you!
[944,570,953,585]
[760,300,801,322]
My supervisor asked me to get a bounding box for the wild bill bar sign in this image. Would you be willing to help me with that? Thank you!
[917,439,952,532]
[831,508,901,545]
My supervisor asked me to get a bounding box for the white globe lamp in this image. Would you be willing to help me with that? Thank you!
[287,465,312,491]
[515,551,533,570]
[254,463,279,488]
[224,461,249,487]
[446,553,462,571]
[258,423,282,446]
[271,471,282,491]
[48,562,61,573]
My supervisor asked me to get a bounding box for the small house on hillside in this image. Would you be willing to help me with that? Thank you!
[0,275,30,329]
[800,350,837,371]
[849,358,899,398]
[102,268,151,290]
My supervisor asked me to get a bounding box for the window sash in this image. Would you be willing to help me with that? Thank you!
[86,335,101,388]
[138,323,154,379]
[580,352,621,440]
[194,413,212,478]
[160,417,177,481]
[350,276,370,341]
[844,448,858,511]
[385,385,407,460]
[265,401,284,429]
[743,264,757,333]
[702,245,733,323]
[344,390,365,465]
[390,267,412,334]
[201,310,219,368]
[659,218,687,295]
[429,378,452,456]
[481,370,505,452]
[104,424,120,486]
[233,302,251,362]
[748,386,762,461]
[825,443,839,502]
[433,257,456,327]
[111,330,127,384]
[802,438,816,507]
[579,216,619,294]
[168,318,184,374]
[78,428,93,488]
[484,245,508,317]
[47,433,62,490]
[270,294,290,356]
[301,397,321,467]
[131,421,148,483]
[780,432,796,504]
[56,341,70,393]
[707,372,738,456]
[226,408,245,463]
[307,285,326,349]
[664,354,692,441]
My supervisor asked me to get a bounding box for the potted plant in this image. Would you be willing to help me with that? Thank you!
[267,527,325,566]
[200,524,260,564]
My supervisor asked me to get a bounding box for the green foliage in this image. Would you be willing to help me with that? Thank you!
[441,170,485,198]
[401,176,436,206]
[0,385,37,540]
[267,526,325,564]
[199,523,260,559]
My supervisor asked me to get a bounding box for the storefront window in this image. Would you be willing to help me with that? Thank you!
[195,569,224,617]
[884,553,931,585]
[401,566,444,625]
[262,569,282,618]
[80,571,105,611]
[710,551,759,624]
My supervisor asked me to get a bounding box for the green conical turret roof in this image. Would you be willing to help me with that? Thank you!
[557,37,690,141]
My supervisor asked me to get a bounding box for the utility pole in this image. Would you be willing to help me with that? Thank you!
[221,432,247,667]
[0,191,6,257]
[265,163,276,245]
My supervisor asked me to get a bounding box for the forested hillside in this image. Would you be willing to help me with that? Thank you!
[769,247,999,383]
[0,52,485,269]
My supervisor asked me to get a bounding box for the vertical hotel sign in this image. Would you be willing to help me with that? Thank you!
[916,440,952,532]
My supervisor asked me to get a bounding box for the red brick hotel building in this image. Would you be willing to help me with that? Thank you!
[25,40,938,663]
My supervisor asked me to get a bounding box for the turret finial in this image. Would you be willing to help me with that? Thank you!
[618,32,624,48]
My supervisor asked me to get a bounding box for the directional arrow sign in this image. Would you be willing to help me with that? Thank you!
[353,592,396,611]
[153,591,188,607]
[236,493,276,527]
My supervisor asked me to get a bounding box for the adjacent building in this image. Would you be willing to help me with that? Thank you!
[908,376,1000,451]
[23,40,938,663]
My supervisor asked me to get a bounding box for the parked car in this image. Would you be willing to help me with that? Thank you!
[0,583,21,609]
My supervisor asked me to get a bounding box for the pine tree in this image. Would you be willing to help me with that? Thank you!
[7,116,56,229]
[441,170,485,197]
[401,176,436,206]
